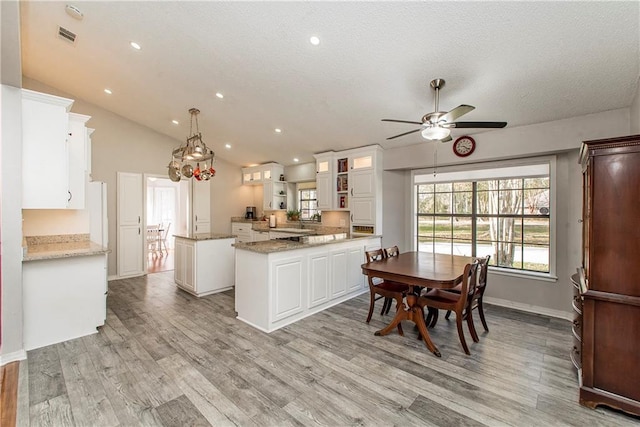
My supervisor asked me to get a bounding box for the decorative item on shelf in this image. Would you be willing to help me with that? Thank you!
[279,190,285,195]
[286,209,300,221]
[279,201,285,209]
[279,174,285,181]
[167,108,216,182]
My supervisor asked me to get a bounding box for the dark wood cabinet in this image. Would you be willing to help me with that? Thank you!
[578,134,640,416]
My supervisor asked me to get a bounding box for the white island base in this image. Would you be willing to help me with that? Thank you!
[174,233,236,297]
[235,236,381,333]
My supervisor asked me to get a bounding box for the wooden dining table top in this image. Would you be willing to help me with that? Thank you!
[361,251,476,289]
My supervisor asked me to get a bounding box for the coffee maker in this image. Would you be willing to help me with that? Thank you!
[245,206,256,220]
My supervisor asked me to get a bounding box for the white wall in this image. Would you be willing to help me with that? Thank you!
[284,162,315,183]
[382,109,629,317]
[0,0,25,362]
[1,85,25,361]
[22,78,253,277]
[631,75,640,134]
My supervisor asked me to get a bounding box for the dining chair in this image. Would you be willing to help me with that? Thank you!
[146,224,161,256]
[417,261,479,355]
[379,245,401,314]
[441,255,491,341]
[160,222,171,256]
[364,249,410,335]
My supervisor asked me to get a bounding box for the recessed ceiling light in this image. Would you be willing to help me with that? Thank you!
[309,36,320,46]
[293,158,299,162]
[104,88,112,95]
[225,143,231,149]
[275,128,282,133]
[130,41,141,50]
[172,120,179,125]
[215,92,224,99]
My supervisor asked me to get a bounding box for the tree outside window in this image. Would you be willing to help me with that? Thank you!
[416,176,550,272]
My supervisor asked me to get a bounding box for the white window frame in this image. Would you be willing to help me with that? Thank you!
[411,155,557,282]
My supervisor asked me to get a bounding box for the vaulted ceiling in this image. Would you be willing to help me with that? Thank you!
[20,1,640,166]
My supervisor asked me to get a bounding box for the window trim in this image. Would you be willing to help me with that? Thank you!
[411,155,557,281]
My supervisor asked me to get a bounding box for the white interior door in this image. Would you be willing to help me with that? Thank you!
[117,172,144,278]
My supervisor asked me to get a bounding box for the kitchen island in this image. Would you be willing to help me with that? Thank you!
[234,234,381,332]
[174,233,235,297]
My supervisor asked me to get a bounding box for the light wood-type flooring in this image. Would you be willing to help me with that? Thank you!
[147,249,174,274]
[15,271,640,426]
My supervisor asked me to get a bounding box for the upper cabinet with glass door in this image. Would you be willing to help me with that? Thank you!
[242,163,284,185]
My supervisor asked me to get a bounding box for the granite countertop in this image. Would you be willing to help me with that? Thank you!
[233,234,381,254]
[23,234,109,262]
[174,232,236,241]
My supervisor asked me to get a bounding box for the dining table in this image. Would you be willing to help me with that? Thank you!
[361,251,476,357]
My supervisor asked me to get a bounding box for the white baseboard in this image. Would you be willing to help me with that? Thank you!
[107,275,119,281]
[0,349,27,366]
[484,296,573,321]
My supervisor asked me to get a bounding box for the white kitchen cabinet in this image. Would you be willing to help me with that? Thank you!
[242,162,284,185]
[232,222,253,243]
[330,249,348,298]
[117,172,144,278]
[350,168,375,198]
[174,238,196,291]
[67,112,90,209]
[264,180,287,210]
[23,254,107,350]
[314,152,334,210]
[174,236,235,297]
[271,256,305,321]
[21,89,74,209]
[346,246,365,293]
[192,179,211,233]
[350,197,375,224]
[308,251,330,308]
[252,230,270,241]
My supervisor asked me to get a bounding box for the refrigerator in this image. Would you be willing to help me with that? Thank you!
[88,181,108,246]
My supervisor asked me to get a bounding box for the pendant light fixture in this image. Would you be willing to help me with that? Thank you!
[168,108,216,182]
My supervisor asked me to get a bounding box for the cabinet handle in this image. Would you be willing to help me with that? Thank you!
[138,227,141,235]
[350,188,353,196]
[351,214,353,222]
[195,215,198,221]
[195,225,198,231]
[138,216,141,224]
[68,191,72,202]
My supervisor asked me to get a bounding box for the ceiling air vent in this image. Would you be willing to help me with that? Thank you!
[57,26,77,44]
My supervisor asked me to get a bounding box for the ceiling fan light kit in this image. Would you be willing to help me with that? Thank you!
[421,126,450,140]
[382,78,507,142]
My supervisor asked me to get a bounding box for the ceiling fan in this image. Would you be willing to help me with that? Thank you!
[382,78,507,142]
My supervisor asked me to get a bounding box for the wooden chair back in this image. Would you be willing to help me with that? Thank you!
[477,255,490,293]
[365,248,385,263]
[456,262,479,311]
[384,246,400,258]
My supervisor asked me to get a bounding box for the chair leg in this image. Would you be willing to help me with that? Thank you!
[445,310,452,320]
[384,297,394,314]
[466,309,480,343]
[428,308,439,328]
[456,313,470,355]
[478,299,489,332]
[366,292,376,323]
[380,297,389,315]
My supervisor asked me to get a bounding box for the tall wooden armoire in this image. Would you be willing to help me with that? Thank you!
[577,134,640,416]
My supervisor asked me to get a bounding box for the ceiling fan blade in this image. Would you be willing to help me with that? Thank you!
[439,105,475,123]
[381,119,423,125]
[439,135,453,143]
[448,121,507,129]
[386,128,422,140]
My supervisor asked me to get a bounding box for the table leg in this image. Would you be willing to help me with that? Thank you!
[413,306,441,357]
[374,304,409,336]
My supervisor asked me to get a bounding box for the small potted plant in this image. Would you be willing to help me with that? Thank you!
[286,209,300,221]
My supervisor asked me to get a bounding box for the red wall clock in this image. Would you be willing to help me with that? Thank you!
[453,136,476,157]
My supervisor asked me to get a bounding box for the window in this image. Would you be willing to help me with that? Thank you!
[299,189,319,220]
[414,163,552,274]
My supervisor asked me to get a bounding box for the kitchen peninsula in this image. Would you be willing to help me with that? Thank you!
[234,234,381,332]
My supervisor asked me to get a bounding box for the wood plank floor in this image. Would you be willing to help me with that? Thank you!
[16,271,640,426]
